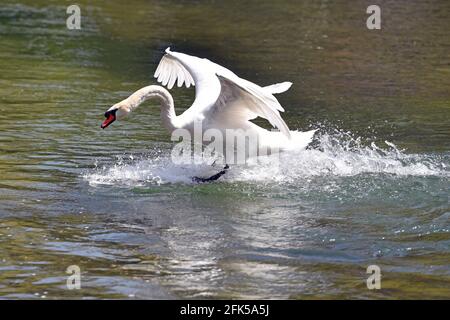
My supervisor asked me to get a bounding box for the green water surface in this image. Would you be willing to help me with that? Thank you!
[0,0,449,299]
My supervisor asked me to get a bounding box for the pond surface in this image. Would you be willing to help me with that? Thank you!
[0,0,449,299]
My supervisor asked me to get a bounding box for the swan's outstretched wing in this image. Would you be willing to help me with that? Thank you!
[154,48,291,138]
[154,54,195,89]
[154,48,222,112]
[208,74,291,138]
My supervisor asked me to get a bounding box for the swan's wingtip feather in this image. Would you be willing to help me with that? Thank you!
[165,47,171,54]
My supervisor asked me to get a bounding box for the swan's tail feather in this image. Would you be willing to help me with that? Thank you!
[264,82,292,95]
[285,129,318,150]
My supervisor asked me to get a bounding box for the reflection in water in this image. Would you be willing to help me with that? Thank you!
[0,0,449,298]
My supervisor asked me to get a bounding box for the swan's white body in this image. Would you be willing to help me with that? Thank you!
[103,48,316,162]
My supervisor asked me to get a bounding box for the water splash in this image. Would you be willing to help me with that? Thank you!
[84,129,448,186]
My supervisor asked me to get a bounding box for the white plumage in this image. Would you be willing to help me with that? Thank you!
[104,48,317,164]
[153,48,317,145]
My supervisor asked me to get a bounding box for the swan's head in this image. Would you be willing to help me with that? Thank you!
[101,100,131,129]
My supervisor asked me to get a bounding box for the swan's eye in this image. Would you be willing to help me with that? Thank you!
[104,109,117,118]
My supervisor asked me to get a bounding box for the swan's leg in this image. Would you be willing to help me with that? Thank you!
[193,165,229,183]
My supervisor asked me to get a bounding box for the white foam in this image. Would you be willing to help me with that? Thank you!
[83,130,448,186]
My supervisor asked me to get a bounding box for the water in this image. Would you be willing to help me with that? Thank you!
[0,0,449,299]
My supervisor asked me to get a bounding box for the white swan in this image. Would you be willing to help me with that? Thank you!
[101,48,316,181]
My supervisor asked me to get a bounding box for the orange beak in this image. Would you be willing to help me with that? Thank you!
[101,111,116,129]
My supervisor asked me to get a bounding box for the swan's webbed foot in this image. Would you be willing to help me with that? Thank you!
[192,165,229,183]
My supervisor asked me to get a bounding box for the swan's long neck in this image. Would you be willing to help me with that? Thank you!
[126,85,178,131]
